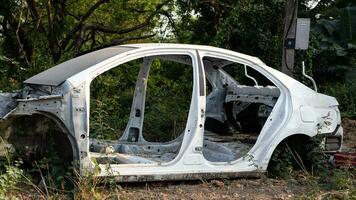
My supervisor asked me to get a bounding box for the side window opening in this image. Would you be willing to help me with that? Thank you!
[89,55,193,165]
[203,56,280,162]
[223,63,275,87]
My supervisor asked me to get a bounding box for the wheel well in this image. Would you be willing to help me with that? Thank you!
[267,134,315,176]
[1,114,76,166]
[278,134,312,148]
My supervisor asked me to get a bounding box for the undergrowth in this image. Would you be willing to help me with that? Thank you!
[0,160,23,199]
[268,135,356,199]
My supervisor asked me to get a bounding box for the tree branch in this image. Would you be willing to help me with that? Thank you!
[26,0,47,35]
[111,34,156,45]
[77,33,156,55]
[26,0,40,19]
[60,0,109,50]
[81,0,171,35]
[81,21,151,35]
[15,7,30,65]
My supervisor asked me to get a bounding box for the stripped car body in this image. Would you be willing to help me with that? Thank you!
[0,44,343,182]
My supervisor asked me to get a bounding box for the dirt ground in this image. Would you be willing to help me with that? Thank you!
[12,175,353,200]
[9,118,356,200]
[342,118,356,150]
[109,178,310,200]
[104,118,356,200]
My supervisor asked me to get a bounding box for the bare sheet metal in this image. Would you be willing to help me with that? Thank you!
[0,93,18,119]
[24,46,137,86]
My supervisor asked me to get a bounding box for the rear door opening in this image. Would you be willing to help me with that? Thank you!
[202,56,281,162]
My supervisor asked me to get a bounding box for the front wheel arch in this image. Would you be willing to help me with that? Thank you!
[3,113,79,166]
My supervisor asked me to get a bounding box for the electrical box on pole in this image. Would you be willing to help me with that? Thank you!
[295,18,311,50]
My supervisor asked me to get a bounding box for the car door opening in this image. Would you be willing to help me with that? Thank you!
[202,56,281,162]
[89,55,193,165]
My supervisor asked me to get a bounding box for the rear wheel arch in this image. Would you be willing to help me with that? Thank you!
[267,133,315,173]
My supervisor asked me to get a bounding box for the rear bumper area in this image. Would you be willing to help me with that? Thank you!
[324,125,343,152]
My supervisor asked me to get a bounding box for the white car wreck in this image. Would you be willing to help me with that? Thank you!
[0,43,343,182]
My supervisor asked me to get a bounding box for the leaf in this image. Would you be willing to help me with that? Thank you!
[311,23,327,36]
[319,41,330,50]
[347,43,356,49]
[332,44,348,56]
[317,19,337,35]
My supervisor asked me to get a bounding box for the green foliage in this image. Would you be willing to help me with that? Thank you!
[0,159,23,198]
[312,5,356,57]
[0,58,23,92]
[320,81,356,118]
[340,6,356,43]
[0,165,23,198]
[268,135,328,178]
[32,138,74,194]
[268,134,355,197]
[143,60,192,141]
[176,0,285,67]
[89,60,140,140]
[296,169,356,200]
[90,100,117,140]
[267,143,295,178]
[0,136,23,198]
[90,59,192,142]
[318,168,355,191]
[0,0,171,89]
[72,171,104,200]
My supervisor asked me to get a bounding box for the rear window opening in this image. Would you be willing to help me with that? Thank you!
[202,57,280,162]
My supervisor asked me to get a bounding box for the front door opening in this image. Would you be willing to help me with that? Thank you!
[89,55,193,165]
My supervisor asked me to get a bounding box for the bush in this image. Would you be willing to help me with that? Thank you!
[320,81,356,118]
[267,135,328,178]
[0,159,23,198]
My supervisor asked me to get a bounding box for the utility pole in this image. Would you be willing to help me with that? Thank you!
[281,0,298,77]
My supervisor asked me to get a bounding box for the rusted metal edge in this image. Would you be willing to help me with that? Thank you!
[101,171,264,183]
[333,152,356,167]
[16,95,63,102]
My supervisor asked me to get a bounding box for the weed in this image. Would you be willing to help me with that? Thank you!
[0,160,23,199]
[318,168,355,191]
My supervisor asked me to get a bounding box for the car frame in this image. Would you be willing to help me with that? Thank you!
[0,43,343,182]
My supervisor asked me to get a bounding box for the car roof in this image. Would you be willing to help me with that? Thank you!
[24,46,136,86]
[24,43,263,86]
[123,43,262,62]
